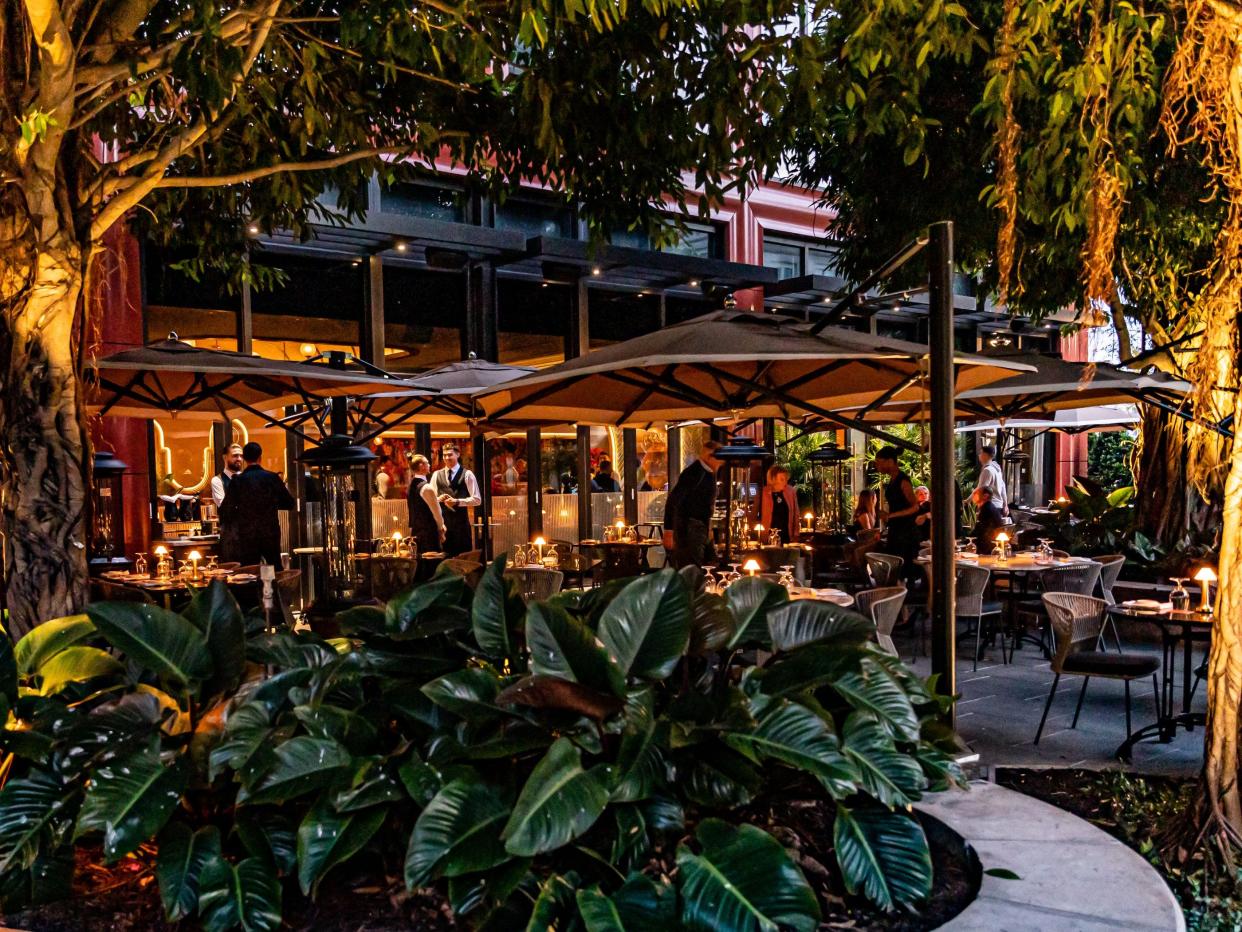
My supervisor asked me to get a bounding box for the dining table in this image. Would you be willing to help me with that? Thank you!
[98,569,259,609]
[1108,601,1212,761]
[788,585,854,608]
[577,538,662,575]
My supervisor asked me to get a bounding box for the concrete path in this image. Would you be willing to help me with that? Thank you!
[921,780,1185,931]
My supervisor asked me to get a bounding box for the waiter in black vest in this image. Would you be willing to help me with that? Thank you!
[209,443,244,514]
[219,442,295,566]
[406,453,446,555]
[430,442,481,557]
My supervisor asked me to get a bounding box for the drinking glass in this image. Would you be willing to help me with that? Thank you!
[526,544,540,565]
[778,564,796,590]
[206,554,218,572]
[701,566,719,594]
[513,546,527,567]
[547,548,560,569]
[133,553,148,576]
[1170,577,1190,612]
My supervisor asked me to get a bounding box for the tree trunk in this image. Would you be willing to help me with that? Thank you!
[1133,406,1192,550]
[0,248,90,639]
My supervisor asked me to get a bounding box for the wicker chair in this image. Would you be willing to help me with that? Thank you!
[90,579,154,604]
[504,568,564,603]
[855,586,906,657]
[1010,560,1103,661]
[437,558,485,588]
[865,552,904,588]
[956,563,1005,671]
[1034,593,1160,745]
[1094,554,1126,651]
[558,551,597,590]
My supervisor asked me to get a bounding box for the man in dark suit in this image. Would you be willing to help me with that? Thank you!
[219,442,295,566]
[662,439,722,568]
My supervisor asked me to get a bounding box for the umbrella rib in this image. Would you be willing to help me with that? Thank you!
[353,396,439,445]
[774,359,852,395]
[608,369,728,412]
[615,364,676,425]
[486,373,590,421]
[214,390,321,445]
[858,373,922,415]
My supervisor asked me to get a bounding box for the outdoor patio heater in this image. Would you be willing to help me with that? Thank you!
[714,435,773,562]
[300,397,376,610]
[807,438,853,536]
[1002,446,1030,508]
[88,449,129,574]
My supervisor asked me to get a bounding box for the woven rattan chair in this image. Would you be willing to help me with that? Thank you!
[855,586,906,657]
[956,563,1004,671]
[1010,560,1103,661]
[865,552,904,588]
[504,567,564,603]
[1093,554,1126,651]
[1034,593,1160,745]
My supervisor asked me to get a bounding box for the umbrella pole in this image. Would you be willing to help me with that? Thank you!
[928,221,957,721]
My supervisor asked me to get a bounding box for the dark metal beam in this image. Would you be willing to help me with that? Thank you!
[623,429,639,526]
[527,427,542,536]
[577,425,592,542]
[362,255,384,365]
[810,235,930,332]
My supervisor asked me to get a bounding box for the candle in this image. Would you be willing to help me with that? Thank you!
[743,558,761,576]
[1194,566,1217,614]
[188,550,202,580]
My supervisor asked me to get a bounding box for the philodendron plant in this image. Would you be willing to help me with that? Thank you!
[0,558,961,930]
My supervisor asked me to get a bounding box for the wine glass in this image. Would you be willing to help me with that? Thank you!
[778,564,796,590]
[701,566,719,594]
[513,546,527,567]
[1170,577,1190,612]
[206,554,218,572]
[133,553,148,576]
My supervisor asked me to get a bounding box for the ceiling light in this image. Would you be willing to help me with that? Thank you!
[247,224,259,235]
[988,332,1013,348]
[394,241,407,252]
[592,267,601,276]
[689,279,699,287]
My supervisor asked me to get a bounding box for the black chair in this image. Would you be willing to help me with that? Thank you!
[1034,593,1160,746]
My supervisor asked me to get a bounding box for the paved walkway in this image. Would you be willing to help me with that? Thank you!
[922,781,1185,931]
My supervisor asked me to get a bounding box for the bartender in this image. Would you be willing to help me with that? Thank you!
[209,444,244,512]
[430,443,481,557]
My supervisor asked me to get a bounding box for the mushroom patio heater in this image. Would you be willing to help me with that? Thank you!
[807,438,853,535]
[300,398,376,608]
[714,435,772,562]
[89,450,129,574]
[1002,447,1030,508]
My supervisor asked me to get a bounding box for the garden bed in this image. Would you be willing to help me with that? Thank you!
[996,767,1239,931]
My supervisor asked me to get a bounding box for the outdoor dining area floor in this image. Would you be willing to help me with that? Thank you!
[892,629,1206,776]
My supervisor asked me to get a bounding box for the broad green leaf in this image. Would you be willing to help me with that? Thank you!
[526,602,625,697]
[157,823,221,921]
[678,743,762,808]
[755,642,867,697]
[332,762,404,811]
[235,810,297,875]
[421,667,507,721]
[405,778,511,887]
[526,872,579,931]
[14,614,95,676]
[724,701,859,798]
[502,737,611,856]
[596,569,691,679]
[577,884,626,932]
[688,589,735,655]
[197,856,282,932]
[446,856,531,918]
[208,703,274,782]
[76,748,186,862]
[472,555,525,659]
[335,604,386,636]
[841,716,925,808]
[182,580,245,695]
[236,737,353,806]
[386,576,470,638]
[766,599,874,652]
[86,602,212,688]
[293,704,378,753]
[37,646,124,695]
[676,819,819,932]
[725,578,788,648]
[0,770,71,875]
[833,658,920,742]
[497,675,624,721]
[577,874,675,931]
[833,805,932,910]
[398,754,442,806]
[297,799,387,896]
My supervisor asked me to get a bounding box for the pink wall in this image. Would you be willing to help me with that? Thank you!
[1054,328,1090,495]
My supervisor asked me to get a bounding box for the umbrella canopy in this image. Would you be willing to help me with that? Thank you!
[87,338,420,431]
[475,311,1032,444]
[955,404,1141,434]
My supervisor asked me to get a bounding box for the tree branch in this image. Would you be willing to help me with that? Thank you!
[154,147,413,188]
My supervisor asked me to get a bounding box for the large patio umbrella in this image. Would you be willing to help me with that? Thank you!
[955,404,1141,435]
[475,311,1033,445]
[87,337,421,442]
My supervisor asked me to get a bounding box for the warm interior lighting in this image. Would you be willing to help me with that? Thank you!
[247,224,259,235]
[392,530,403,540]
[592,267,601,276]
[995,532,1009,543]
[689,279,699,287]
[743,559,761,576]
[394,241,407,252]
[188,550,201,562]
[615,520,625,530]
[804,512,814,521]
[154,545,168,556]
[534,536,546,547]
[1194,566,1217,583]
[1196,566,1217,614]
[299,343,318,358]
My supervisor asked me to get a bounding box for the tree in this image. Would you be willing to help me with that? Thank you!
[781,0,1242,854]
[0,0,810,635]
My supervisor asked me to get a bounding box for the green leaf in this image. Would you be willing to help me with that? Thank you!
[75,749,186,862]
[688,589,735,655]
[678,743,762,807]
[677,819,820,932]
[236,737,353,806]
[985,867,1021,880]
[293,704,378,753]
[833,805,932,910]
[502,737,611,856]
[405,779,512,888]
[766,599,875,652]
[235,810,297,875]
[725,577,788,648]
[527,602,625,697]
[209,703,274,782]
[421,667,507,721]
[755,642,867,697]
[472,555,525,659]
[14,614,96,676]
[833,658,920,742]
[182,581,246,695]
[724,701,859,798]
[36,646,124,695]
[841,716,926,808]
[86,602,212,688]
[578,874,675,931]
[157,823,221,921]
[386,576,470,638]
[527,872,579,931]
[197,856,282,932]
[335,605,386,636]
[497,675,624,722]
[596,568,691,679]
[297,799,387,896]
[0,770,71,875]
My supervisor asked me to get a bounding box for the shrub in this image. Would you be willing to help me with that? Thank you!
[0,560,961,929]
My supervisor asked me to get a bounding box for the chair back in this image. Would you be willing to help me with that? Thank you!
[1094,554,1124,606]
[856,586,905,634]
[549,540,576,561]
[866,552,903,587]
[1043,592,1106,673]
[846,528,882,569]
[437,558,485,587]
[90,579,154,604]
[1040,560,1102,596]
[954,563,992,616]
[274,569,302,626]
[504,567,564,603]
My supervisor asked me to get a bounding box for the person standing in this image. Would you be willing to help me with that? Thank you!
[407,454,446,555]
[913,485,932,543]
[873,446,920,572]
[759,465,799,544]
[218,441,295,567]
[431,443,481,557]
[662,439,722,568]
[975,444,1008,514]
[590,457,621,493]
[971,487,1006,552]
[209,443,244,512]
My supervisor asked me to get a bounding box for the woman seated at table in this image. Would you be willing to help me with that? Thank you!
[759,465,799,544]
[971,486,1006,552]
[850,489,878,534]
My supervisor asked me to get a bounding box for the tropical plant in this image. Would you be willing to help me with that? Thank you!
[1087,432,1136,492]
[0,561,961,928]
[1032,476,1136,555]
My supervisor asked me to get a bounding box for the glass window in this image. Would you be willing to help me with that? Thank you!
[807,245,841,277]
[761,239,803,280]
[540,432,580,544]
[378,181,466,222]
[589,291,662,350]
[383,266,466,371]
[143,244,240,349]
[495,198,574,238]
[609,219,720,258]
[249,252,363,361]
[487,434,529,555]
[498,280,571,368]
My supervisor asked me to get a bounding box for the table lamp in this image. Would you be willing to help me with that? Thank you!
[188,550,202,581]
[534,536,546,559]
[1195,566,1217,615]
[803,512,814,533]
[743,558,761,576]
[154,544,171,579]
[994,531,1010,561]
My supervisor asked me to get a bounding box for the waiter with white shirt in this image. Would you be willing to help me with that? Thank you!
[974,444,1009,515]
[209,443,244,519]
[430,442,481,556]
